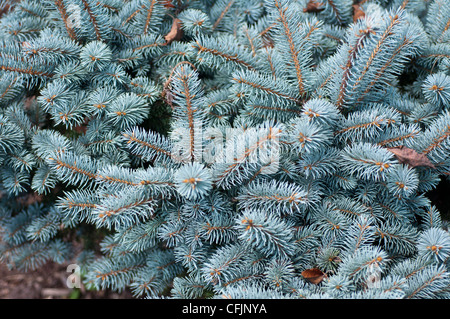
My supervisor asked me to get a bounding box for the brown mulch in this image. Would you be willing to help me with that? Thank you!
[0,260,133,299]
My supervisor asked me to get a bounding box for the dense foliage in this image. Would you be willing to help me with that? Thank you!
[0,0,449,299]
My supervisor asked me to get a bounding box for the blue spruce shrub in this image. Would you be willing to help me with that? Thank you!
[0,0,449,299]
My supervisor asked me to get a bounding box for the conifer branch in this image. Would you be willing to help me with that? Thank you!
[53,0,78,41]
[273,0,305,95]
[80,0,102,41]
[212,0,234,31]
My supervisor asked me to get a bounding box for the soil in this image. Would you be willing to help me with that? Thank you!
[0,260,133,299]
